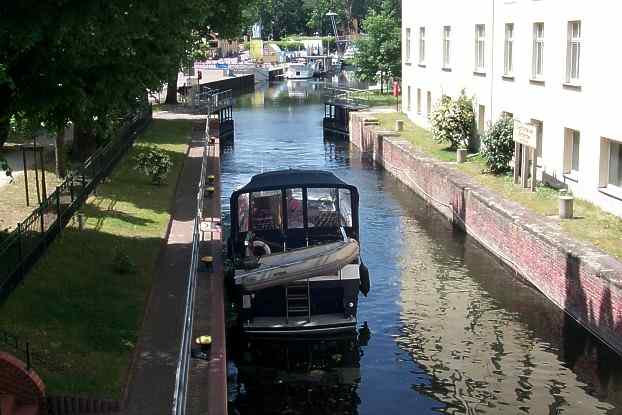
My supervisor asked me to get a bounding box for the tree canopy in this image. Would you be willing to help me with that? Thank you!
[353,4,401,91]
[0,0,250,151]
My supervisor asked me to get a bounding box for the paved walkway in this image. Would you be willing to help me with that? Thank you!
[121,119,206,415]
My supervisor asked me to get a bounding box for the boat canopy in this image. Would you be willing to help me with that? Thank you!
[229,170,360,256]
[234,169,356,194]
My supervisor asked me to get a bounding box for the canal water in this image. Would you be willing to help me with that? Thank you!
[220,79,622,414]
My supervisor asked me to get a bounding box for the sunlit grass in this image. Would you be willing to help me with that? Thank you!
[374,112,622,260]
[0,119,193,398]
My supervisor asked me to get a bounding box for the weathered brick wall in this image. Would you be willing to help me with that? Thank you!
[0,352,46,410]
[351,112,622,355]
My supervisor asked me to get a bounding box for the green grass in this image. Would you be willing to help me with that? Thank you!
[374,112,457,161]
[0,119,193,398]
[374,112,622,261]
[352,91,399,107]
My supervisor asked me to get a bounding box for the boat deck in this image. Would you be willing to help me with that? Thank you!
[244,313,356,335]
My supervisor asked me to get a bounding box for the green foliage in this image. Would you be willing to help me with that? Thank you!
[429,93,475,150]
[133,147,173,185]
[273,40,305,51]
[353,8,401,88]
[482,117,515,174]
[112,247,136,274]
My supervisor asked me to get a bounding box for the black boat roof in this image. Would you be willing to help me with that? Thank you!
[234,169,357,194]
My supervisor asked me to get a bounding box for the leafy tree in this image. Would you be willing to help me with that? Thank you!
[353,7,401,92]
[429,93,476,150]
[482,117,515,173]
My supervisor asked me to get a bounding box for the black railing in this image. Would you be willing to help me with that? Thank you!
[324,87,370,109]
[0,105,152,301]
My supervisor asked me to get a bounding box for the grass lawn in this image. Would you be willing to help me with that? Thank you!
[374,112,622,261]
[0,119,193,398]
[0,163,63,232]
[352,91,400,108]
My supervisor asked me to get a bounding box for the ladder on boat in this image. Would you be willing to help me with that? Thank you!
[285,280,311,323]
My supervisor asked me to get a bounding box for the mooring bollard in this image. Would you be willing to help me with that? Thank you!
[395,120,404,132]
[559,189,574,219]
[456,148,467,163]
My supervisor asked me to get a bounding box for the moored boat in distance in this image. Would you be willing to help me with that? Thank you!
[285,59,315,79]
[228,169,370,335]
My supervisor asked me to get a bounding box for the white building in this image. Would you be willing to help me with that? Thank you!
[402,0,622,217]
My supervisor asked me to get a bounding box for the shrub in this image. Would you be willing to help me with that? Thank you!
[112,248,136,274]
[429,92,475,150]
[133,147,172,185]
[482,116,515,174]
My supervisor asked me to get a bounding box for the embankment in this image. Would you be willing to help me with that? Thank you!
[350,111,622,355]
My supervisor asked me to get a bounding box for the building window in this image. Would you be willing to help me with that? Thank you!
[417,88,422,114]
[566,21,581,83]
[419,26,426,64]
[475,24,486,72]
[442,26,451,68]
[407,85,412,111]
[478,105,486,133]
[504,23,514,75]
[564,129,581,174]
[532,23,544,79]
[406,28,411,62]
[531,119,543,158]
[426,91,432,116]
[609,141,622,188]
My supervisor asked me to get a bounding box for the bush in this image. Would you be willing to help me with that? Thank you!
[482,117,515,174]
[112,248,136,274]
[133,147,172,185]
[429,92,475,150]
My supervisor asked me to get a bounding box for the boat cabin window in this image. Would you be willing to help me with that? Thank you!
[339,189,352,227]
[286,188,304,229]
[307,188,339,228]
[250,190,283,230]
[237,193,249,232]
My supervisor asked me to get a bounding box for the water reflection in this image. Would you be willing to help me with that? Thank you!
[228,327,369,415]
[224,80,622,415]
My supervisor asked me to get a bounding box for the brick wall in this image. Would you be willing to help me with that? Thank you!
[351,112,622,355]
[0,352,46,411]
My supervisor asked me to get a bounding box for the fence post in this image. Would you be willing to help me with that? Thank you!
[57,189,62,233]
[17,223,23,279]
[26,341,31,371]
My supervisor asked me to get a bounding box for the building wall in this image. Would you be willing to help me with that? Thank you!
[402,0,622,217]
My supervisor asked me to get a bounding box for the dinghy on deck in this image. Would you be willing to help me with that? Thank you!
[235,238,359,291]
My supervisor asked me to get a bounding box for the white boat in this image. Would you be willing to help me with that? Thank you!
[235,238,359,291]
[286,60,315,79]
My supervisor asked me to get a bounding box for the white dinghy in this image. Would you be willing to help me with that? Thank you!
[235,238,359,291]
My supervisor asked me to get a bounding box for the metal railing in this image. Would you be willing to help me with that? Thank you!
[324,87,370,109]
[0,105,152,301]
[172,118,211,415]
[190,88,233,115]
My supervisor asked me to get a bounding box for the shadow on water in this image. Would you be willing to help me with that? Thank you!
[228,325,371,415]
[224,80,622,415]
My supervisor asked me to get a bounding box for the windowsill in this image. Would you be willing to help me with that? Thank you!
[599,186,622,201]
[529,78,545,86]
[441,67,452,72]
[405,61,412,66]
[418,63,426,68]
[473,70,486,77]
[563,82,582,91]
[502,74,515,81]
[563,172,579,183]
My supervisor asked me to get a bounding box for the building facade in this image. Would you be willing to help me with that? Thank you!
[402,0,622,217]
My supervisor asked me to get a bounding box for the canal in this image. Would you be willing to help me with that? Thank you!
[220,79,622,414]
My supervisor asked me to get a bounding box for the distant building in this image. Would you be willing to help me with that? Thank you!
[402,0,622,217]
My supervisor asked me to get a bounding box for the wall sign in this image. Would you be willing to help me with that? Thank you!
[513,120,537,148]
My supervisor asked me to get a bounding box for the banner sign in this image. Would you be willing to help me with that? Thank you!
[513,120,537,148]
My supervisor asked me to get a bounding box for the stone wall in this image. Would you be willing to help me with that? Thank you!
[350,112,622,355]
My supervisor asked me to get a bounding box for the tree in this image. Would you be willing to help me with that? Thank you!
[353,7,401,93]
